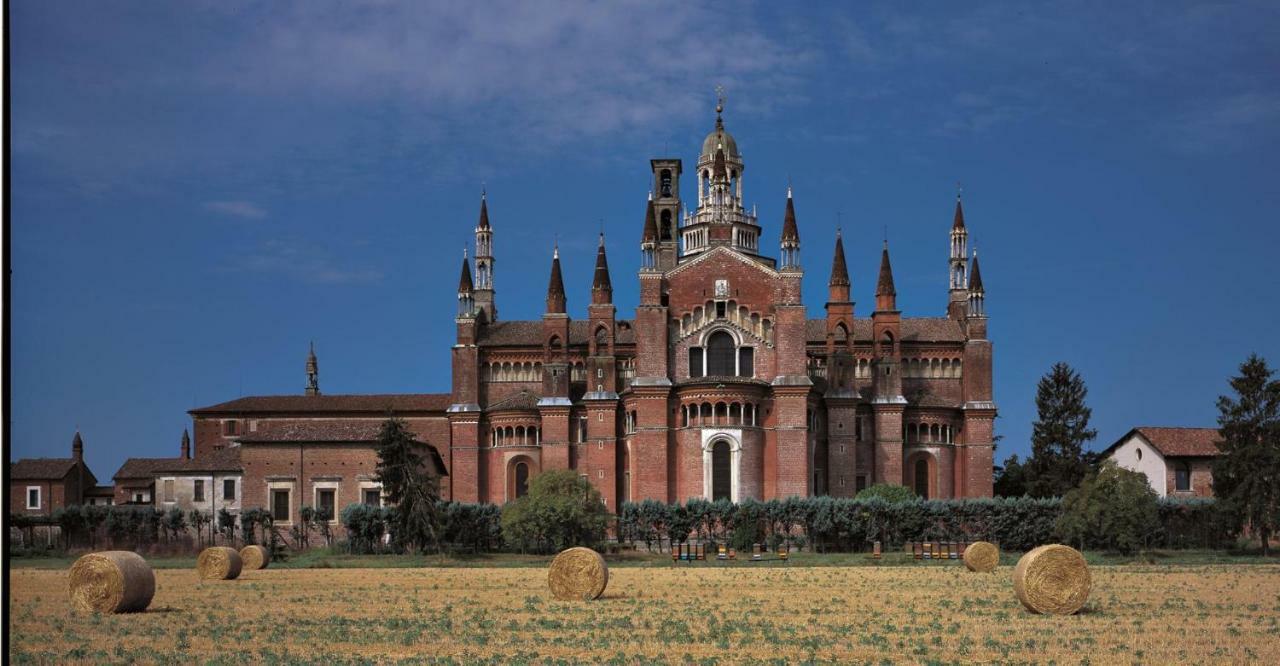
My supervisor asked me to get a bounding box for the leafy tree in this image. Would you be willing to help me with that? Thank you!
[188,510,211,548]
[216,507,236,545]
[500,470,608,554]
[1056,462,1159,554]
[994,454,1029,497]
[374,415,442,554]
[164,506,188,544]
[53,505,85,550]
[84,504,108,549]
[1213,354,1280,556]
[855,483,918,503]
[1025,362,1098,498]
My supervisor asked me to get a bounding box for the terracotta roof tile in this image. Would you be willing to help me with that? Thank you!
[1136,427,1222,457]
[486,389,542,412]
[191,393,452,415]
[236,421,447,475]
[114,457,185,480]
[152,446,243,473]
[11,458,77,480]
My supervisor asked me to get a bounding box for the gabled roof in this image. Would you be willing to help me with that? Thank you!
[114,457,185,480]
[1108,427,1223,458]
[11,458,77,480]
[152,446,243,474]
[190,394,453,415]
[86,485,115,497]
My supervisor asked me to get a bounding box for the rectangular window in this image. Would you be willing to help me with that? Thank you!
[856,475,869,493]
[133,492,145,503]
[715,302,726,318]
[689,348,705,378]
[223,479,236,501]
[363,489,382,506]
[27,486,41,510]
[738,347,754,377]
[163,479,175,502]
[272,489,291,522]
[1175,464,1191,492]
[194,480,205,502]
[222,420,239,436]
[316,489,336,522]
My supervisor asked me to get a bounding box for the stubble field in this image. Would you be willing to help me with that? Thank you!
[9,563,1280,664]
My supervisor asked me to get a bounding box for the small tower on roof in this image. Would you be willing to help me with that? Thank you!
[875,241,897,313]
[681,88,762,260]
[948,188,970,319]
[180,429,191,459]
[639,194,658,270]
[473,189,497,322]
[72,430,84,462]
[779,186,801,269]
[546,245,566,314]
[968,249,985,318]
[305,342,320,396]
[591,234,613,304]
[457,249,475,318]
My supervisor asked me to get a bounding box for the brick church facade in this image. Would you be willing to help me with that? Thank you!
[188,102,995,525]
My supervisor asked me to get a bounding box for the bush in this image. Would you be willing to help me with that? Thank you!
[1056,462,1160,554]
[500,470,609,554]
[855,483,919,503]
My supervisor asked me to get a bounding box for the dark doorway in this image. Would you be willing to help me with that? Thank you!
[711,440,732,501]
[914,458,929,499]
[514,461,530,499]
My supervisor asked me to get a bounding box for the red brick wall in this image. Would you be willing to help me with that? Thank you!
[1165,457,1214,498]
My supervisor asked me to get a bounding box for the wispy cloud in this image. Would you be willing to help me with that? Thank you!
[204,200,268,220]
[1157,92,1280,153]
[220,239,384,286]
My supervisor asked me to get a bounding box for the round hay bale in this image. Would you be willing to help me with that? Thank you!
[1013,544,1091,615]
[239,545,270,570]
[197,546,243,580]
[963,541,1000,572]
[547,547,608,601]
[68,551,155,613]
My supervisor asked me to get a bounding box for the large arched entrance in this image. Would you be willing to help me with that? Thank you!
[711,439,732,501]
[913,458,929,499]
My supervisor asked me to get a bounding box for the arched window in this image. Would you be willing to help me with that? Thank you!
[660,210,673,241]
[660,169,673,197]
[1175,461,1192,492]
[707,331,735,375]
[711,440,732,501]
[881,331,894,355]
[914,458,929,499]
[514,462,530,499]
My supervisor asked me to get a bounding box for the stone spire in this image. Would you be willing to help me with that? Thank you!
[477,189,491,229]
[72,431,84,462]
[591,234,613,304]
[779,186,801,268]
[458,250,474,292]
[546,246,566,314]
[640,195,657,269]
[305,342,320,396]
[875,242,897,311]
[473,189,496,321]
[180,429,191,459]
[829,229,850,290]
[457,249,475,318]
[968,250,986,317]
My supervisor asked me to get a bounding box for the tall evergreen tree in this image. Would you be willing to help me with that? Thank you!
[1025,362,1098,498]
[1213,354,1280,556]
[375,414,441,554]
[994,453,1028,497]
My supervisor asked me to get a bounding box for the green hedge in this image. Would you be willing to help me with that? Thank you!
[618,496,1236,553]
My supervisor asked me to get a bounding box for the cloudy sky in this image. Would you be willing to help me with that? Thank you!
[9,1,1280,480]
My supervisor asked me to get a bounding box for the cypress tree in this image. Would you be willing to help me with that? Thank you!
[374,415,441,554]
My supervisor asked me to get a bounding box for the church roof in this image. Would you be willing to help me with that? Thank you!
[876,245,897,296]
[477,320,636,347]
[458,255,473,292]
[238,422,448,474]
[805,318,965,343]
[477,194,491,229]
[701,127,739,160]
[592,236,612,294]
[114,457,185,481]
[11,458,77,480]
[641,198,657,243]
[953,198,966,230]
[486,389,542,412]
[190,394,453,415]
[1117,427,1222,458]
[969,253,984,292]
[152,446,242,474]
[781,194,800,243]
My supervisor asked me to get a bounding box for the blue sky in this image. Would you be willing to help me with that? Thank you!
[9,1,1280,481]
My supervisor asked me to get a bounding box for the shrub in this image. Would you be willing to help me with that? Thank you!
[1056,462,1160,554]
[855,483,919,503]
[500,470,608,554]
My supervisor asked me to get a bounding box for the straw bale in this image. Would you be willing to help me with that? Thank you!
[547,547,608,601]
[963,541,1000,572]
[197,546,243,580]
[68,551,155,613]
[240,545,270,570]
[1012,544,1091,614]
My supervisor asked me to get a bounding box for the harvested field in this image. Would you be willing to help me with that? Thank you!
[9,564,1280,663]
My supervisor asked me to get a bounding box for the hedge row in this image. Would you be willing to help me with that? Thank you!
[618,496,1236,553]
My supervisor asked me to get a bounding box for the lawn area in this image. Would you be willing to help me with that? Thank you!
[10,562,1280,663]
